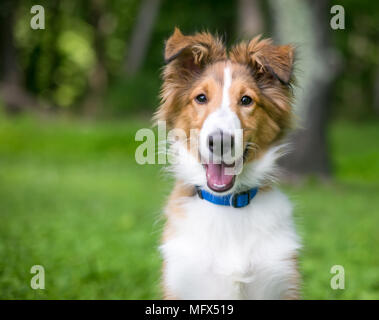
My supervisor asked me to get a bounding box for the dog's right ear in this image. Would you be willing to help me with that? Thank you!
[163,28,226,79]
[156,29,225,128]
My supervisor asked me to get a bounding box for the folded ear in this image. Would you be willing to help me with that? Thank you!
[164,28,226,77]
[156,29,225,128]
[230,35,295,85]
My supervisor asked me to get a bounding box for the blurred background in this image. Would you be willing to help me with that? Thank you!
[0,0,378,299]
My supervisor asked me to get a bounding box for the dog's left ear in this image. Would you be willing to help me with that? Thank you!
[230,36,295,86]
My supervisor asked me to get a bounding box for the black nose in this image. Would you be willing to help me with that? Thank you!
[207,130,234,156]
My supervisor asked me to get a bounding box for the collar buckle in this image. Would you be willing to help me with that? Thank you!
[232,190,251,208]
[195,186,203,199]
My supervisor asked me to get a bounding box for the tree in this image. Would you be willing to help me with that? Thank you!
[82,0,109,115]
[269,0,341,178]
[237,0,264,39]
[0,0,38,113]
[124,0,161,76]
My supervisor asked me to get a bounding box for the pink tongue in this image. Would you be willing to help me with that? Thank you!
[206,163,235,191]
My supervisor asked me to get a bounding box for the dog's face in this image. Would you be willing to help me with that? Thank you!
[156,28,295,194]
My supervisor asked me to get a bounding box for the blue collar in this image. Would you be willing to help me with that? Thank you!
[196,187,258,208]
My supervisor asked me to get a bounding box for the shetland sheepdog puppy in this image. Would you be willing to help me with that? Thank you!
[155,28,301,300]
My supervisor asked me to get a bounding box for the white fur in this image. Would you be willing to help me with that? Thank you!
[161,142,301,299]
[236,144,290,192]
[160,187,301,299]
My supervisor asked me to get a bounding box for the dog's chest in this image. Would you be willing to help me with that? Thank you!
[161,189,300,299]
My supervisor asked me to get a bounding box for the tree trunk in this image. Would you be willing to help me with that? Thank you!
[269,0,341,178]
[0,0,37,113]
[82,0,109,116]
[237,0,264,39]
[124,0,161,76]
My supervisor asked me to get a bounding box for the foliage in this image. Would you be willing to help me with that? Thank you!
[331,0,379,120]
[13,0,139,109]
[3,0,377,119]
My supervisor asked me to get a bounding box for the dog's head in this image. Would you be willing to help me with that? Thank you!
[155,28,295,194]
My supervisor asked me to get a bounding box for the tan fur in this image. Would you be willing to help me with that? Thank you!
[282,255,301,300]
[161,181,194,299]
[161,261,179,300]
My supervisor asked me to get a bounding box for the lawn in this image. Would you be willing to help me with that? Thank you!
[0,114,378,299]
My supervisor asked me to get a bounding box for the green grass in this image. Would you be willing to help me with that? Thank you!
[0,115,378,299]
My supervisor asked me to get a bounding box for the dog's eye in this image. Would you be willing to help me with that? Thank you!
[240,96,253,106]
[195,94,207,104]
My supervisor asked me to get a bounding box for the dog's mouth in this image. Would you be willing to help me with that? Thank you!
[204,162,236,192]
[203,147,249,193]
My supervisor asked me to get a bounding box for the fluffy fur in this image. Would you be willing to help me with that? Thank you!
[155,28,301,299]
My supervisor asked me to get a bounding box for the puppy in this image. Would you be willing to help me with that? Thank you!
[155,28,301,299]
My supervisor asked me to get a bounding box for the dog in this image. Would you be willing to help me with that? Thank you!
[155,28,301,299]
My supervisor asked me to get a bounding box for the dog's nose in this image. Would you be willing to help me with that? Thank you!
[207,130,234,156]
